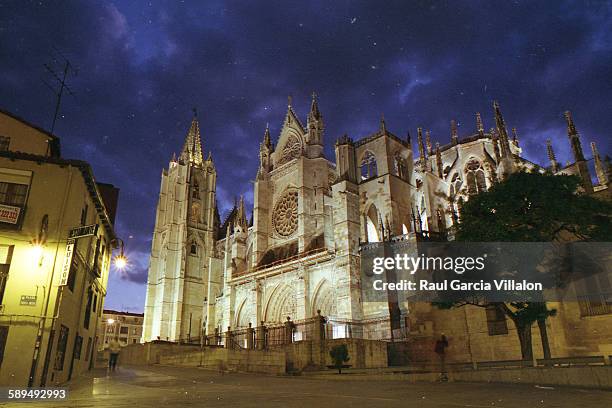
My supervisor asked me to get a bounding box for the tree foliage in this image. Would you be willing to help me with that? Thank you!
[439,172,611,360]
[456,172,611,242]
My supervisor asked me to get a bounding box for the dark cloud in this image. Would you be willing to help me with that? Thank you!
[1,0,610,311]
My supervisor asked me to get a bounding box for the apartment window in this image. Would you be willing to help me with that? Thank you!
[0,245,14,304]
[0,136,10,151]
[119,337,127,344]
[120,326,128,334]
[83,290,93,329]
[106,326,115,334]
[67,256,79,292]
[73,336,83,360]
[80,204,88,225]
[485,304,508,336]
[0,326,8,368]
[54,325,69,371]
[0,182,28,206]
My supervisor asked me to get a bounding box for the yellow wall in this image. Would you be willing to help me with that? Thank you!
[0,157,113,386]
[0,112,55,157]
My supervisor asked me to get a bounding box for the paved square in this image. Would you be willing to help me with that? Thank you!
[5,365,611,408]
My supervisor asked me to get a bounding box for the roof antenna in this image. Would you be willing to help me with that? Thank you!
[42,46,77,134]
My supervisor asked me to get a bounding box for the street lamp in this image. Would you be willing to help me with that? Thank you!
[113,238,128,270]
[30,214,49,267]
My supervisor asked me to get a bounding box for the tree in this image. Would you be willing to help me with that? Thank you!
[438,172,611,361]
[329,344,350,374]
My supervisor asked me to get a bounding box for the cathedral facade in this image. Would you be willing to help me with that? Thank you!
[142,96,609,343]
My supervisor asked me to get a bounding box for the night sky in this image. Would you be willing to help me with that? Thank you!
[1,1,610,312]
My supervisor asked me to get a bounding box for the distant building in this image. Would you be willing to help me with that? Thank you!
[142,96,611,363]
[0,108,119,386]
[98,309,144,350]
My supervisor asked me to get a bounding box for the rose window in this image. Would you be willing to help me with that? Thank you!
[272,190,299,236]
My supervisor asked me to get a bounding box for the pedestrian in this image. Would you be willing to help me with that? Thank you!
[434,334,449,381]
[108,336,121,371]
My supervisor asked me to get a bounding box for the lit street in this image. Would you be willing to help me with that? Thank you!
[4,365,611,408]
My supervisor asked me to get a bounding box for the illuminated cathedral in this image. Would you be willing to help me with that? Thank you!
[142,95,609,344]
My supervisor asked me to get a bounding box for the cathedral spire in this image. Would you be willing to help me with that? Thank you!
[259,123,273,176]
[591,141,608,186]
[564,111,586,162]
[435,142,443,178]
[263,123,272,149]
[179,110,204,166]
[564,111,592,192]
[476,112,484,137]
[490,128,501,162]
[380,113,387,134]
[308,92,321,122]
[493,101,512,159]
[546,139,559,173]
[235,195,248,232]
[417,127,427,171]
[425,130,432,154]
[512,127,520,147]
[450,119,458,145]
[306,92,324,147]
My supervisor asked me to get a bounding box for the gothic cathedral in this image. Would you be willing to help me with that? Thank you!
[142,96,609,342]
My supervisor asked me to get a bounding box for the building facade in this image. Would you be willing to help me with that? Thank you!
[98,309,144,350]
[142,97,610,360]
[0,109,119,386]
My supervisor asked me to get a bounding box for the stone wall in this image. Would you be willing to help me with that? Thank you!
[158,348,286,375]
[96,341,202,368]
[282,338,388,371]
[409,302,612,363]
[100,337,387,375]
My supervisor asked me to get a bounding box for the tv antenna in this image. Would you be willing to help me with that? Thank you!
[42,47,77,134]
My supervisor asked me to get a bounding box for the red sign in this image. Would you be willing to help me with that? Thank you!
[0,204,21,224]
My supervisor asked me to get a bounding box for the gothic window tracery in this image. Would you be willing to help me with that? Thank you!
[190,202,201,223]
[464,158,487,195]
[190,242,198,256]
[360,151,378,180]
[449,173,463,197]
[192,180,200,199]
[278,135,302,165]
[394,152,408,180]
[272,190,299,237]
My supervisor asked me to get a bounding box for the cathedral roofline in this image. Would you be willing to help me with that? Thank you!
[354,128,409,148]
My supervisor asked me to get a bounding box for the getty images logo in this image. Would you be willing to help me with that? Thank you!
[371,253,488,275]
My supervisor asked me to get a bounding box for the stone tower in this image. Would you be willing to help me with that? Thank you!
[142,113,217,342]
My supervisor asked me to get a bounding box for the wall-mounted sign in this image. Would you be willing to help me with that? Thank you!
[20,295,37,306]
[59,240,75,286]
[0,204,21,224]
[68,224,98,239]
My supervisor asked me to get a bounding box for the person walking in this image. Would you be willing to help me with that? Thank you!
[108,336,121,371]
[434,334,449,381]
